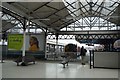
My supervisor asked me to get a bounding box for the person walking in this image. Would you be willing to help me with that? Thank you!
[80,46,87,65]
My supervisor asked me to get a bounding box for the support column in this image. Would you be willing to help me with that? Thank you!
[1,32,7,63]
[1,37,4,63]
[55,33,59,60]
[21,18,27,64]
[22,30,26,58]
[1,38,5,63]
[55,33,59,51]
[44,31,48,59]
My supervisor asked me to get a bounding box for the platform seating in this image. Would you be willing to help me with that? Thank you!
[61,60,69,68]
[11,51,45,66]
[14,55,35,66]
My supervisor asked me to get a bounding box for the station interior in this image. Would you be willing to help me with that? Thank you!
[0,0,120,79]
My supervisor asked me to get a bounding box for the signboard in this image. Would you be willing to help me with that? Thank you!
[8,34,45,51]
[8,34,23,50]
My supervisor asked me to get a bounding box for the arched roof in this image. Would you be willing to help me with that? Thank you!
[1,0,120,32]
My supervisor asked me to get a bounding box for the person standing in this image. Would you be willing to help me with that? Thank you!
[80,46,87,65]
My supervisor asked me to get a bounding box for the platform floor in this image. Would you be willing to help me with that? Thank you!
[1,60,119,78]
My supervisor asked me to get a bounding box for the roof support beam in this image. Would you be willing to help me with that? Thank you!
[44,1,76,20]
[96,3,112,12]
[56,30,120,35]
[59,1,89,28]
[50,4,89,26]
[2,2,49,28]
[68,25,115,28]
[33,2,51,12]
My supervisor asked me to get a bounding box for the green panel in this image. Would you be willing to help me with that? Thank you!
[8,34,23,50]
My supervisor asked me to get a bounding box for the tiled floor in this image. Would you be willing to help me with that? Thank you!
[1,60,119,78]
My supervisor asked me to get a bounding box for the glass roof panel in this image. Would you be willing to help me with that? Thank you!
[63,0,119,17]
[62,0,119,31]
[60,16,117,31]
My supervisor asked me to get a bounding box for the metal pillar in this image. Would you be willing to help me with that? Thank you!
[21,18,27,64]
[1,32,7,63]
[56,33,59,51]
[22,30,26,58]
[54,33,59,60]
[1,39,4,63]
[44,31,48,59]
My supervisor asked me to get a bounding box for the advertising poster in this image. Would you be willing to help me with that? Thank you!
[27,34,45,51]
[8,34,23,50]
[8,34,45,51]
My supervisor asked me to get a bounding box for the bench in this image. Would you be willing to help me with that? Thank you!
[14,55,35,66]
[61,60,69,68]
[60,54,70,68]
[7,50,45,66]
